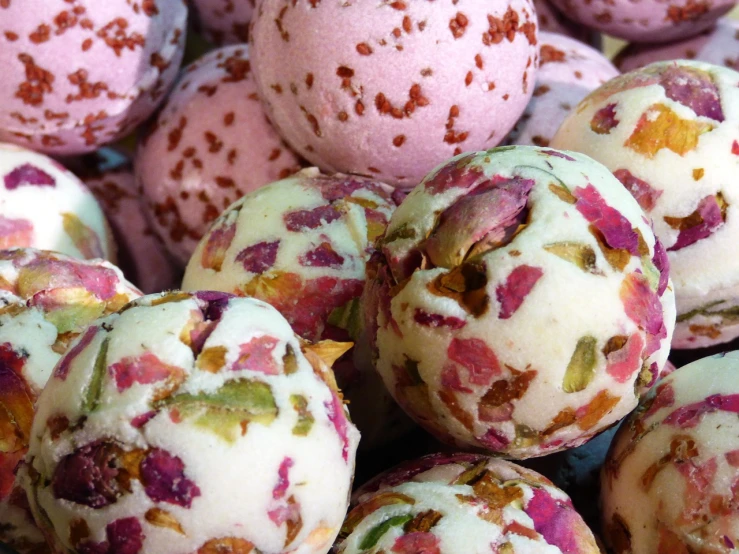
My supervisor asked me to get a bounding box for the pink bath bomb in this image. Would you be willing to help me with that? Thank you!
[507,32,619,147]
[190,0,253,45]
[548,0,735,43]
[534,0,600,45]
[615,18,739,72]
[0,0,187,155]
[75,149,179,294]
[250,0,539,188]
[136,45,301,265]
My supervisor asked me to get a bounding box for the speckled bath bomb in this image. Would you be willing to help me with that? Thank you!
[0,142,115,261]
[250,0,539,189]
[551,60,739,349]
[78,149,180,294]
[614,18,739,73]
[137,45,301,265]
[548,0,735,42]
[506,32,619,147]
[21,291,359,554]
[0,0,187,155]
[190,0,253,45]
[601,351,739,553]
[182,168,410,447]
[0,248,141,553]
[533,0,599,45]
[335,453,601,554]
[365,146,676,458]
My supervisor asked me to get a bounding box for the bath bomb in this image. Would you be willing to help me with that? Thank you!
[136,45,301,265]
[182,168,408,447]
[335,453,601,554]
[22,291,359,554]
[0,0,187,155]
[614,18,739,72]
[548,0,735,43]
[551,60,739,349]
[364,145,676,458]
[77,149,180,293]
[506,32,619,147]
[190,0,253,45]
[533,0,600,45]
[250,0,539,188]
[0,248,141,553]
[601,351,739,553]
[0,142,115,261]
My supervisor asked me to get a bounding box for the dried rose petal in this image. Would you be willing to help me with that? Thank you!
[604,334,644,383]
[62,213,105,259]
[613,169,662,213]
[273,457,294,500]
[590,103,619,134]
[78,517,144,554]
[4,163,55,190]
[284,205,341,232]
[236,241,280,274]
[424,153,485,195]
[659,65,724,122]
[325,392,351,462]
[231,335,280,375]
[140,448,201,508]
[525,488,581,552]
[201,220,237,271]
[391,532,441,554]
[621,272,667,340]
[195,291,232,321]
[54,326,98,380]
[652,238,670,296]
[625,104,714,158]
[665,194,726,251]
[574,184,639,255]
[18,256,120,300]
[447,337,501,386]
[664,394,739,428]
[495,265,543,320]
[0,215,33,248]
[299,242,345,268]
[413,309,466,329]
[110,352,184,393]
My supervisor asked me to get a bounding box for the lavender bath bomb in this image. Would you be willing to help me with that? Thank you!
[0,0,187,155]
[21,291,359,554]
[137,45,301,265]
[250,0,539,188]
[551,60,739,349]
[365,145,675,458]
[0,142,115,261]
[602,351,739,553]
[506,32,619,147]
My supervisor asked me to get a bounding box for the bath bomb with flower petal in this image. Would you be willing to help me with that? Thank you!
[250,0,539,188]
[0,0,187,155]
[614,18,739,73]
[0,248,141,553]
[137,45,301,265]
[335,453,601,554]
[182,168,409,447]
[602,351,739,553]
[0,142,115,261]
[22,291,359,554]
[551,60,739,349]
[506,32,619,147]
[365,145,675,458]
[548,0,734,43]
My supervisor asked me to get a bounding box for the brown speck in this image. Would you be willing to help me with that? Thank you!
[300,105,321,137]
[204,131,223,153]
[29,24,50,44]
[336,66,354,78]
[475,54,483,69]
[355,99,365,116]
[305,73,314,89]
[4,31,18,41]
[465,71,473,86]
[227,149,237,165]
[338,111,348,122]
[368,166,381,173]
[167,116,187,151]
[402,15,412,33]
[393,135,406,147]
[268,148,281,161]
[15,53,55,107]
[271,83,283,94]
[81,38,92,51]
[449,12,468,38]
[421,68,433,77]
[390,1,407,10]
[215,176,236,188]
[356,42,373,55]
[532,136,550,147]
[224,112,235,126]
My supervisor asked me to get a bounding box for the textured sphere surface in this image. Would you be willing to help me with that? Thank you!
[190,0,253,45]
[551,60,739,349]
[0,0,187,154]
[0,142,115,261]
[250,0,539,188]
[22,291,359,554]
[506,32,619,147]
[365,145,675,458]
[137,45,301,265]
[602,352,739,553]
[548,0,735,42]
[336,453,601,553]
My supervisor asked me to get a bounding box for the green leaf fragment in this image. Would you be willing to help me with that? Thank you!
[677,301,739,323]
[157,379,278,442]
[290,394,314,436]
[83,337,108,413]
[359,514,414,550]
[563,336,598,393]
[543,242,598,273]
[327,298,363,341]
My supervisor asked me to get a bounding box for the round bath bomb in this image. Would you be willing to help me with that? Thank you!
[365,145,676,458]
[601,351,739,553]
[506,32,619,147]
[190,0,252,45]
[0,142,115,261]
[22,291,359,554]
[533,0,600,45]
[78,149,180,293]
[250,0,539,189]
[547,0,735,43]
[335,453,601,554]
[0,248,141,553]
[0,0,187,155]
[182,168,408,446]
[137,45,301,265]
[614,18,739,73]
[551,60,739,349]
